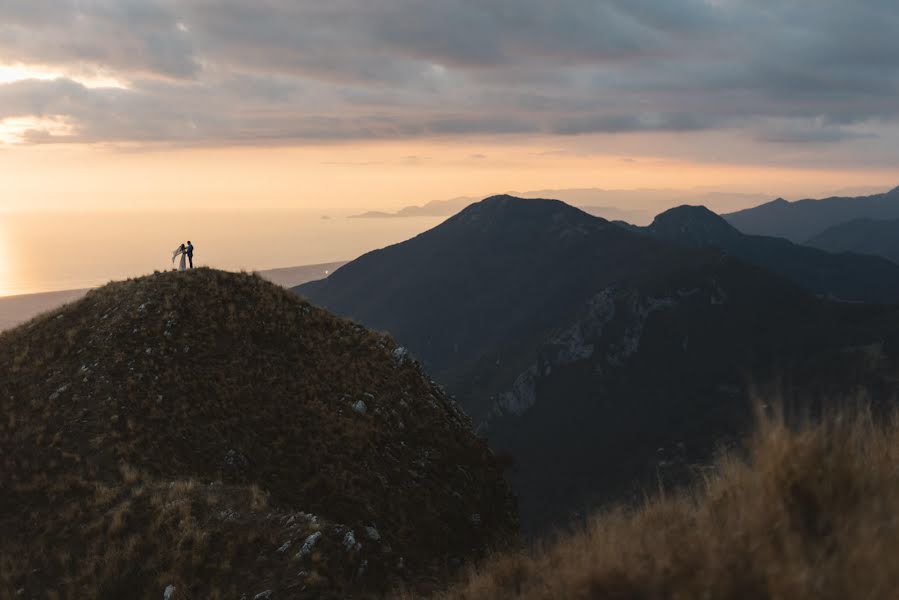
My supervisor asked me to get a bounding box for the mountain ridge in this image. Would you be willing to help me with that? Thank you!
[724,186,899,242]
[298,195,899,531]
[807,217,899,265]
[642,204,899,303]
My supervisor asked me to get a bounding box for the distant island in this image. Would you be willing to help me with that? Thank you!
[348,187,781,225]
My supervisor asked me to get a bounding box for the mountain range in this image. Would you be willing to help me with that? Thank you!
[807,217,899,265]
[298,196,899,531]
[724,186,899,243]
[351,188,776,225]
[639,205,899,303]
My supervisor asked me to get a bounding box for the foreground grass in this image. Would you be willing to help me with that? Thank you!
[421,407,899,599]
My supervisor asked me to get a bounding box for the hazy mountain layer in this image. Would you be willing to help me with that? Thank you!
[724,186,899,242]
[807,217,899,265]
[643,205,899,303]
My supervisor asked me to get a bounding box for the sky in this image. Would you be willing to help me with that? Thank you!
[1,0,898,212]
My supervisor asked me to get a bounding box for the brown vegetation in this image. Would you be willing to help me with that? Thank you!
[422,407,899,600]
[0,268,516,599]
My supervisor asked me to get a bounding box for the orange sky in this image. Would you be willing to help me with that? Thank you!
[3,139,897,214]
[2,2,898,297]
[2,1,899,214]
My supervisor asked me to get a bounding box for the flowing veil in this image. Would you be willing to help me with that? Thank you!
[172,246,187,271]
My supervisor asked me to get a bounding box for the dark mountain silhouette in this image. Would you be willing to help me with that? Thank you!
[300,196,727,422]
[297,196,899,532]
[0,269,516,599]
[643,205,899,303]
[724,186,899,242]
[807,217,899,265]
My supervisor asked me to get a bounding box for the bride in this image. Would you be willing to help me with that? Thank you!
[172,244,187,272]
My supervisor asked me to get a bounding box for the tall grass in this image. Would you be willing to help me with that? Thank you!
[421,406,899,599]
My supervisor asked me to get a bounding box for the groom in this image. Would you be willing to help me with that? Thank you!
[186,240,194,269]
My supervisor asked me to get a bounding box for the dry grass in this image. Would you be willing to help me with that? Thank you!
[421,407,899,600]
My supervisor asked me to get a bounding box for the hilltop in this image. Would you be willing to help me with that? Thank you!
[0,261,348,333]
[0,269,516,599]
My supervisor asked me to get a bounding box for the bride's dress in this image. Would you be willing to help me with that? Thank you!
[172,247,187,272]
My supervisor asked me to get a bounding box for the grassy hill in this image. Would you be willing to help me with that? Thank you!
[0,269,516,599]
[422,407,899,599]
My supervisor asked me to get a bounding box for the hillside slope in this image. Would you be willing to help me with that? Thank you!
[0,269,516,599]
[723,186,899,242]
[644,205,899,303]
[807,217,899,265]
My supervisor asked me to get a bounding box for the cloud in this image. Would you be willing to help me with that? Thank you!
[756,123,880,145]
[551,112,714,135]
[0,0,198,79]
[0,0,896,163]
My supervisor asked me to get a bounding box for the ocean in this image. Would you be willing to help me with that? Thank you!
[0,211,441,297]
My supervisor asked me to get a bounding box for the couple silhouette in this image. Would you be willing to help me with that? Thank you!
[172,241,194,272]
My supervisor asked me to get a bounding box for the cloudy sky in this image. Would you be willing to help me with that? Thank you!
[1,0,898,211]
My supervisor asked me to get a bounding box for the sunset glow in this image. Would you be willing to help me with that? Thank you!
[0,116,75,145]
[0,63,128,88]
[0,221,13,297]
[0,0,897,293]
[3,4,899,596]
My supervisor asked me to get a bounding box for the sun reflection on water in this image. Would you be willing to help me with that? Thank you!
[0,217,14,297]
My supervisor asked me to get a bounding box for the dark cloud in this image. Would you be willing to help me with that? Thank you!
[0,0,896,161]
[0,0,198,79]
[551,112,713,135]
[757,124,879,145]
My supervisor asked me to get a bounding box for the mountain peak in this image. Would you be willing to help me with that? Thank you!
[648,205,741,246]
[466,194,583,214]
[446,195,605,235]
